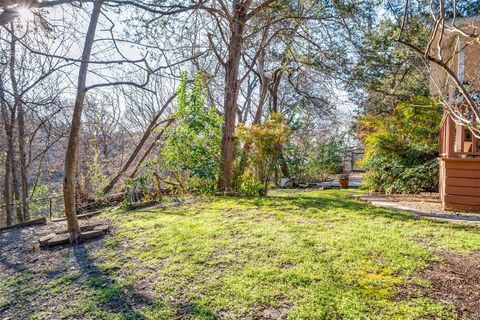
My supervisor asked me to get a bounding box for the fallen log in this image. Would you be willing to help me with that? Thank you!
[0,217,47,232]
[51,210,103,223]
[53,220,112,234]
[77,192,127,212]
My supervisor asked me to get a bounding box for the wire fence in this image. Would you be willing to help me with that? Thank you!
[0,191,129,228]
[0,195,65,227]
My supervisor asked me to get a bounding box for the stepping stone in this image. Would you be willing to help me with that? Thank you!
[80,224,95,232]
[38,234,56,246]
[80,229,108,240]
[40,223,111,247]
[93,225,110,233]
[46,234,71,247]
[54,220,111,234]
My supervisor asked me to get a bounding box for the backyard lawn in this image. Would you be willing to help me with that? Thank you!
[2,189,480,319]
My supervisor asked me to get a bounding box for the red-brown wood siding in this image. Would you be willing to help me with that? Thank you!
[440,158,480,212]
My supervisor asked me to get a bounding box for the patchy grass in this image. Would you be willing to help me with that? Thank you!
[2,189,480,319]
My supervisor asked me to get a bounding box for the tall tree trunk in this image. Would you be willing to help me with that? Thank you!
[9,25,29,220]
[254,84,268,125]
[217,0,251,192]
[2,158,11,226]
[17,102,28,220]
[269,71,282,113]
[63,0,104,241]
[10,156,22,223]
[8,24,22,223]
[0,77,12,226]
[75,138,83,203]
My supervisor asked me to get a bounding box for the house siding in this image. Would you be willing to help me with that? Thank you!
[440,158,480,211]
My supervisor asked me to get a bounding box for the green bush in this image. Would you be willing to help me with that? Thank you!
[363,148,438,194]
[185,176,217,195]
[161,71,222,194]
[238,174,264,197]
[359,98,442,194]
[285,133,350,183]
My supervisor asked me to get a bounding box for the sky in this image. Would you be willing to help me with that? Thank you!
[6,1,362,133]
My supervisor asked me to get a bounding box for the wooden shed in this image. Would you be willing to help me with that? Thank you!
[439,112,480,211]
[434,15,480,211]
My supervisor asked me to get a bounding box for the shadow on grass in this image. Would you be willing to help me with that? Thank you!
[72,242,219,319]
[0,227,43,316]
[232,193,480,232]
[0,225,219,319]
[0,228,30,273]
[72,244,148,318]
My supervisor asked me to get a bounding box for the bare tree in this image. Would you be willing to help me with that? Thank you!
[0,76,13,225]
[397,1,480,137]
[199,0,289,192]
[62,0,105,240]
[102,93,176,195]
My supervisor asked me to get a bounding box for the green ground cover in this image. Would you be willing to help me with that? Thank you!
[2,189,480,319]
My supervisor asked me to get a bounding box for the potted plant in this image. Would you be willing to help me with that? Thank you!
[338,168,350,189]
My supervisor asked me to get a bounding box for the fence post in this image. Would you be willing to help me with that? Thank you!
[49,198,53,219]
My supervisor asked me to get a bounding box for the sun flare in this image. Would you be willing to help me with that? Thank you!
[16,6,34,22]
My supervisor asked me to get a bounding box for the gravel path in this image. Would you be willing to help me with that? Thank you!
[360,193,480,224]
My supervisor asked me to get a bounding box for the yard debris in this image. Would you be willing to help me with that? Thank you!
[51,210,103,222]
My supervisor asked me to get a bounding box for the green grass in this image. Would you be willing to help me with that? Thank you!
[94,189,480,319]
[3,189,480,319]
